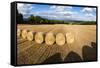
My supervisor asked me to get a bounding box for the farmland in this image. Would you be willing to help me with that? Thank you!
[17,24,96,65]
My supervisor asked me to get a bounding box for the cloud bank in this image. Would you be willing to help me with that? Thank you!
[17,3,96,21]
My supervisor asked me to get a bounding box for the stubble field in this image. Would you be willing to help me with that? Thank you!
[17,24,96,65]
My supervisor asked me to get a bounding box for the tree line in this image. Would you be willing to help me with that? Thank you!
[16,9,96,25]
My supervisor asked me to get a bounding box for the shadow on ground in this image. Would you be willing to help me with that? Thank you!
[42,53,62,64]
[64,51,82,62]
[82,42,97,61]
[42,42,97,64]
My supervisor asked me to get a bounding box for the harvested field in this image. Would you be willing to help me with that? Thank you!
[17,24,97,65]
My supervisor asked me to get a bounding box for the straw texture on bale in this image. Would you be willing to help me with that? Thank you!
[35,32,44,44]
[17,29,21,38]
[22,30,28,39]
[56,33,65,46]
[27,31,34,41]
[66,33,75,44]
[45,32,55,45]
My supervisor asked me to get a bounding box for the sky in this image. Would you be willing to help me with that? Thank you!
[17,3,96,21]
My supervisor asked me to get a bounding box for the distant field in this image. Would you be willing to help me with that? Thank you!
[17,24,96,65]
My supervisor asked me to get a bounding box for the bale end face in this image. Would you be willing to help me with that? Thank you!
[45,32,55,45]
[22,30,28,39]
[66,33,75,44]
[17,29,21,38]
[56,33,65,46]
[35,32,44,44]
[27,31,34,41]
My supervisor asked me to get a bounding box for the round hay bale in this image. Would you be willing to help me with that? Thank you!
[35,32,44,44]
[45,32,55,45]
[17,29,21,38]
[56,33,65,46]
[22,29,28,39]
[27,31,34,41]
[66,33,75,44]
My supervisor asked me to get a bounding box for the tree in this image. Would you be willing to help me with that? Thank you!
[28,15,35,24]
[16,9,24,24]
[40,20,44,24]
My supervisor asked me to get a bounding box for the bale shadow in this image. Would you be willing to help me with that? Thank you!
[82,42,97,61]
[42,53,62,64]
[64,51,82,62]
[41,42,97,64]
[91,42,97,49]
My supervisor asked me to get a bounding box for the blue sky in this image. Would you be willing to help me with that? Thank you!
[17,3,96,21]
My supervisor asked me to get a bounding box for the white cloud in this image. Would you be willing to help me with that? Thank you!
[71,14,96,21]
[65,6,73,9]
[17,3,24,7]
[85,13,94,17]
[50,5,72,12]
[50,5,56,9]
[17,3,33,18]
[50,6,65,12]
[33,11,96,21]
[81,7,96,21]
[35,11,76,21]
[33,7,96,21]
[56,6,66,11]
[17,3,96,21]
[47,5,74,20]
[35,11,74,19]
[82,7,95,13]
